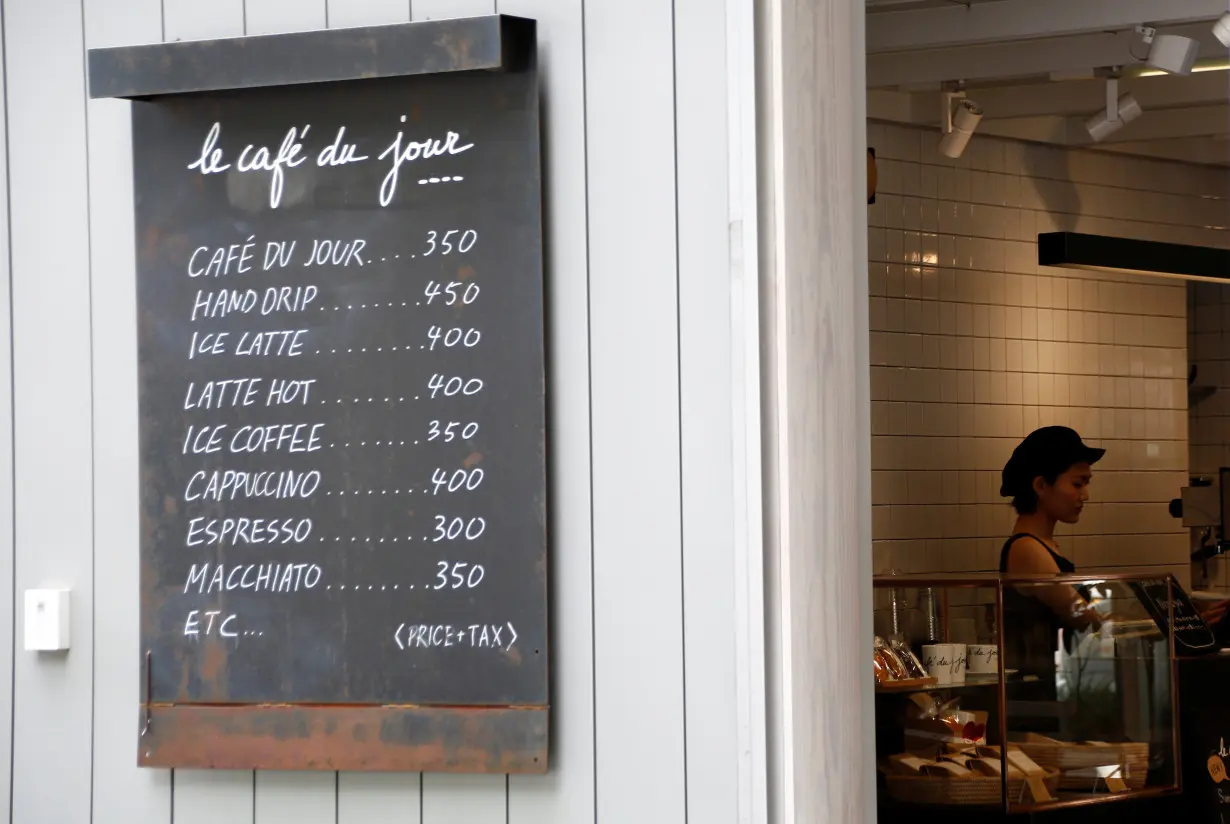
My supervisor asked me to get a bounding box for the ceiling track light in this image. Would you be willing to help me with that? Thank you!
[1138,24,1200,75]
[1084,77,1143,143]
[938,87,982,159]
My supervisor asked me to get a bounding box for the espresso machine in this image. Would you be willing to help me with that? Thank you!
[1170,469,1229,590]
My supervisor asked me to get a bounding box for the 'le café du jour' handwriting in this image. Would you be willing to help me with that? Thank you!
[187,119,474,209]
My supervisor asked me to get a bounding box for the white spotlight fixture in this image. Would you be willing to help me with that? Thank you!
[1215,12,1230,48]
[938,90,983,159]
[1139,25,1200,75]
[1084,78,1143,143]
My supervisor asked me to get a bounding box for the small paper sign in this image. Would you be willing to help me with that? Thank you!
[1209,754,1227,784]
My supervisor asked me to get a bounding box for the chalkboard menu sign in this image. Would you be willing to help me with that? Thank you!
[1130,577,1218,657]
[88,16,547,773]
[1178,656,1230,822]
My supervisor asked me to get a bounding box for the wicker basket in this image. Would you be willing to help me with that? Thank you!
[1013,740,1150,791]
[884,768,1061,806]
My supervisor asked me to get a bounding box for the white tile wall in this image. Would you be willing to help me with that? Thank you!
[867,122,1215,580]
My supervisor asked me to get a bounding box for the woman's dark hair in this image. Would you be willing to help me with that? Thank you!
[1010,469,1062,515]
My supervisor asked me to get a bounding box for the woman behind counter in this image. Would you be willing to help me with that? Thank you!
[998,425,1105,691]
[999,426,1228,656]
[998,427,1119,737]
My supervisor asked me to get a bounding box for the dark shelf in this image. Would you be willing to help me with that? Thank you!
[875,674,1007,696]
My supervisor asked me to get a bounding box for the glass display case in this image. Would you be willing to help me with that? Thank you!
[872,572,1180,817]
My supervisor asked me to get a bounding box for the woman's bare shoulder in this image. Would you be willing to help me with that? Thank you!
[1004,535,1061,574]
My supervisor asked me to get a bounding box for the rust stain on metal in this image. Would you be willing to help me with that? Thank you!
[140,224,162,264]
[457,264,476,281]
[197,642,229,696]
[462,451,483,469]
[139,705,549,773]
[435,32,476,70]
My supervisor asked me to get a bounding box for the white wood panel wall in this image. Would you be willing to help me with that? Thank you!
[0,7,15,824]
[84,0,170,821]
[758,0,874,821]
[675,1,740,820]
[8,1,96,821]
[0,0,758,822]
[585,0,686,818]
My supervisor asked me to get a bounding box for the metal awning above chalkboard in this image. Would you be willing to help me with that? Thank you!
[87,14,535,100]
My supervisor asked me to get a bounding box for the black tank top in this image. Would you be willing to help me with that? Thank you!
[999,534,1077,680]
[999,533,1076,575]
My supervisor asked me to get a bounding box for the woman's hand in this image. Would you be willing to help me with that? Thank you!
[1198,599,1230,627]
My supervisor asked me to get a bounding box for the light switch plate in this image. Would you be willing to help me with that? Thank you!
[24,588,70,652]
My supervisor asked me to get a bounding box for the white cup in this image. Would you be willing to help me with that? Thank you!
[967,644,1000,674]
[948,643,967,686]
[922,644,955,686]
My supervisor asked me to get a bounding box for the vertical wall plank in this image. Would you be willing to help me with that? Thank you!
[0,10,15,824]
[246,0,327,34]
[161,0,255,821]
[254,773,335,824]
[412,0,493,20]
[320,1,422,821]
[501,1,596,821]
[674,0,739,822]
[83,0,173,821]
[175,773,255,824]
[7,0,95,821]
[339,774,420,824]
[585,0,686,822]
[411,1,510,820]
[422,775,505,822]
[327,0,408,28]
[163,0,243,40]
[723,0,769,819]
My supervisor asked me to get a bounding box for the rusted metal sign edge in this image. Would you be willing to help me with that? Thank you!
[138,704,549,773]
[87,14,536,100]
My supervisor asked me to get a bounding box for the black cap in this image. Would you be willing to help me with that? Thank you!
[999,426,1105,498]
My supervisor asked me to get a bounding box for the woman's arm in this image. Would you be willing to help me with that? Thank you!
[1199,599,1229,628]
[1005,537,1100,630]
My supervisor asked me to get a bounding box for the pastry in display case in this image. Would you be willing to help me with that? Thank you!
[873,634,933,689]
[871,572,1180,818]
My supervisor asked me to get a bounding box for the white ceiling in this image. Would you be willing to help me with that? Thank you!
[866,0,1230,166]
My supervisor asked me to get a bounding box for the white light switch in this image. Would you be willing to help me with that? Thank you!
[24,588,70,652]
